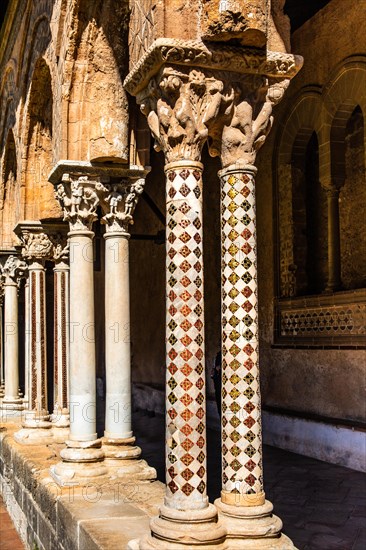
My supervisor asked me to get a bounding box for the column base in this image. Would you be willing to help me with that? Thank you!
[14,410,54,444]
[102,436,157,480]
[52,426,70,444]
[1,397,24,411]
[214,498,297,549]
[128,504,227,549]
[50,438,108,486]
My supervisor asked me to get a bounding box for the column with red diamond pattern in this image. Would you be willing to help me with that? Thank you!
[219,165,265,506]
[165,160,208,511]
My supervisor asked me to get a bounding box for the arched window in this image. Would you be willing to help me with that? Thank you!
[290,131,327,295]
[339,105,366,289]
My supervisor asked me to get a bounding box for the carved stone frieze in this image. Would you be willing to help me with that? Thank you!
[55,174,105,232]
[100,178,146,232]
[124,38,303,96]
[1,255,28,284]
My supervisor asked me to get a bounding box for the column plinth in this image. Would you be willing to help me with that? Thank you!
[215,165,296,548]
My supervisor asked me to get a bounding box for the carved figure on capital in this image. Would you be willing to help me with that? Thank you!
[56,175,103,231]
[100,178,146,232]
[139,67,233,162]
[1,256,28,285]
[20,232,54,261]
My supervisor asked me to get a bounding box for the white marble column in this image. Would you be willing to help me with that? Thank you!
[101,180,156,480]
[51,173,107,484]
[1,256,27,413]
[52,254,70,442]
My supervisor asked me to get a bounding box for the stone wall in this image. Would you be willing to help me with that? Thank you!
[255,0,366,423]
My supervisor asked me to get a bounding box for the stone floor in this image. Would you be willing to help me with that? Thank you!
[133,410,366,550]
[0,496,25,550]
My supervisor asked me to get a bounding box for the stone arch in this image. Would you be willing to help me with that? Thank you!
[0,130,20,247]
[0,65,17,155]
[275,90,324,297]
[65,0,129,163]
[22,57,61,221]
[321,56,366,185]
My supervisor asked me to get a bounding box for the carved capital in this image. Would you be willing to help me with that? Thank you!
[52,234,69,262]
[55,175,104,232]
[20,232,54,262]
[100,178,145,233]
[139,66,232,163]
[1,255,28,284]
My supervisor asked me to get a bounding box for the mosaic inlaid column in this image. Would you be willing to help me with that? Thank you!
[213,78,299,548]
[128,67,227,550]
[1,256,27,413]
[52,248,70,442]
[101,179,155,480]
[14,229,54,444]
[51,173,107,484]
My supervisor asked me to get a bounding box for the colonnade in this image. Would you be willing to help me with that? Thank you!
[0,41,303,549]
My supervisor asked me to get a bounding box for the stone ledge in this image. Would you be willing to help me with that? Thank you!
[0,421,165,550]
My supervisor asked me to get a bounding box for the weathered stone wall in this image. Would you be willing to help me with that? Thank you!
[0,0,130,248]
[255,0,366,423]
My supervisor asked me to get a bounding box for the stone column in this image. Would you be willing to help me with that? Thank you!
[323,183,343,293]
[23,278,30,407]
[213,80,296,548]
[128,66,228,550]
[1,256,27,413]
[100,180,156,480]
[14,228,54,444]
[51,173,107,484]
[0,279,4,399]
[51,236,70,442]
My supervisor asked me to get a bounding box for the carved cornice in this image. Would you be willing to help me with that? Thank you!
[1,255,28,284]
[124,38,303,96]
[100,178,146,233]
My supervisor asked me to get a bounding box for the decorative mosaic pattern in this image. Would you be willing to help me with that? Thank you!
[221,170,263,495]
[277,290,366,345]
[165,165,208,508]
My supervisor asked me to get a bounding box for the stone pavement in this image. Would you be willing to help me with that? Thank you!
[0,496,25,550]
[133,410,366,550]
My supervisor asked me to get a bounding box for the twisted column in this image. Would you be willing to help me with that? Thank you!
[100,179,155,480]
[51,174,107,483]
[1,256,27,413]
